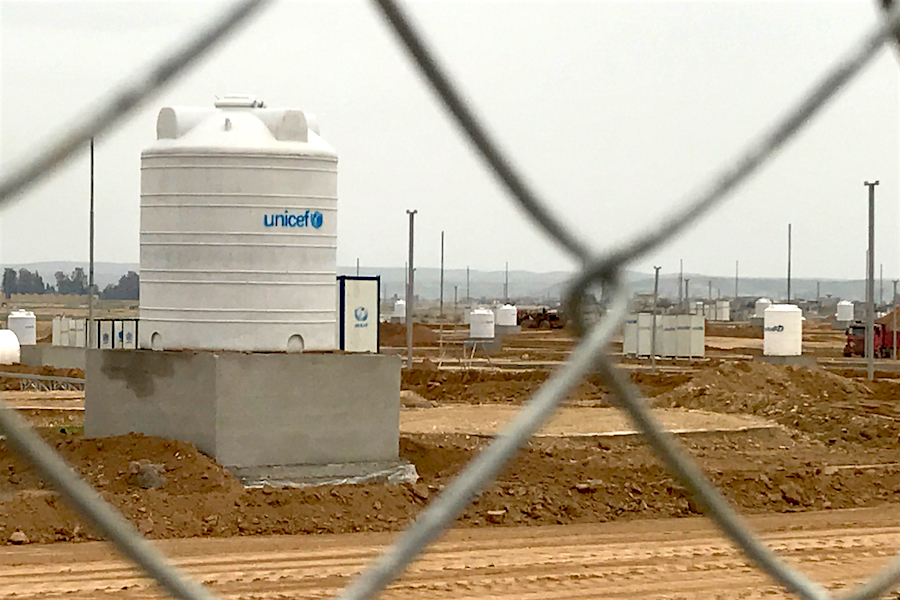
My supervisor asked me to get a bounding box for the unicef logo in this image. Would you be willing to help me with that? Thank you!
[263,210,324,229]
[354,306,368,322]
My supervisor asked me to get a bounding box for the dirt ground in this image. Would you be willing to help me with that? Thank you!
[4,506,900,599]
[2,355,900,546]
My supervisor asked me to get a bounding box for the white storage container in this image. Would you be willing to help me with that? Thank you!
[469,309,495,339]
[496,304,517,327]
[623,315,638,356]
[140,96,338,352]
[7,310,36,346]
[690,315,705,358]
[755,298,772,319]
[836,300,854,322]
[0,330,20,364]
[764,304,802,356]
[661,315,678,357]
[675,314,692,357]
[636,313,653,356]
[393,299,406,322]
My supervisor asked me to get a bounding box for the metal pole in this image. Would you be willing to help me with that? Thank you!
[439,231,444,320]
[405,210,417,369]
[893,279,898,360]
[88,137,95,349]
[864,181,878,381]
[787,223,792,304]
[356,258,359,276]
[678,259,684,312]
[504,262,509,303]
[466,266,470,304]
[651,266,661,370]
[708,280,712,300]
[734,260,738,298]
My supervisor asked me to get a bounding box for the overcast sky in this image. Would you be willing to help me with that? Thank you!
[1,0,898,280]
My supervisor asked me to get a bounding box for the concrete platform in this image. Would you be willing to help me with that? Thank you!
[85,350,406,483]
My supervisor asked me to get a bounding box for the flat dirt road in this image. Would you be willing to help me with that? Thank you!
[3,506,899,600]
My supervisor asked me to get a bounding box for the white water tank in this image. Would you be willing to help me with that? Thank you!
[755,298,772,319]
[7,310,36,346]
[469,309,495,339]
[497,304,517,327]
[764,304,802,356]
[836,301,854,322]
[393,300,406,321]
[715,300,731,322]
[0,330,20,364]
[139,96,338,352]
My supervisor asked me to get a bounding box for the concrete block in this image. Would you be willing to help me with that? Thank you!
[85,350,401,472]
[18,345,86,370]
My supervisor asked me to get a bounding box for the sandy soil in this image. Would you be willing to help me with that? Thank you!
[2,506,899,599]
[400,405,770,436]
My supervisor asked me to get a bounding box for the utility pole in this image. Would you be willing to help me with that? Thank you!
[708,280,712,301]
[734,260,739,298]
[466,266,470,304]
[651,266,661,370]
[504,262,509,303]
[684,278,690,312]
[864,181,878,381]
[405,210,417,369]
[88,137,95,350]
[439,231,444,320]
[893,279,898,360]
[678,259,684,312]
[356,258,360,276]
[787,223,792,304]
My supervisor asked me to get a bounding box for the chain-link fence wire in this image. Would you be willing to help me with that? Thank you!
[1,1,899,600]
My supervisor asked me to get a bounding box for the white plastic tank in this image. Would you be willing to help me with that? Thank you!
[0,330,20,364]
[496,304,517,327]
[763,304,802,356]
[715,300,731,322]
[469,309,495,339]
[393,299,406,321]
[755,298,772,319]
[7,310,36,346]
[836,300,854,322]
[139,95,338,352]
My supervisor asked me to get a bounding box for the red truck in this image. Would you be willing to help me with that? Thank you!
[843,322,898,358]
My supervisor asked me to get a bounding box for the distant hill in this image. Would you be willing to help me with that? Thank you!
[2,261,878,303]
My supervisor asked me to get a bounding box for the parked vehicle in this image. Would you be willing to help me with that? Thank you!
[843,322,897,358]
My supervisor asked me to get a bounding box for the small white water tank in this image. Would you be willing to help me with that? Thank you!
[755,298,772,319]
[763,304,802,356]
[836,301,854,322]
[497,304,517,327]
[469,309,495,339]
[7,310,36,346]
[393,300,406,321]
[0,330,21,364]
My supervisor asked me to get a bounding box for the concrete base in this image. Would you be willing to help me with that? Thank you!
[834,320,852,330]
[495,325,522,337]
[758,355,817,368]
[85,350,402,473]
[19,345,86,370]
[231,460,418,488]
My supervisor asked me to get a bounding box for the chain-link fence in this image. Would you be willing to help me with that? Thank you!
[2,1,900,599]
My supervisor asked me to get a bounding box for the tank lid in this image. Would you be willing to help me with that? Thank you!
[214,94,265,109]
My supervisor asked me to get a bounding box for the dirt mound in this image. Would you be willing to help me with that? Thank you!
[3,429,900,544]
[380,322,440,347]
[402,369,610,406]
[653,361,899,445]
